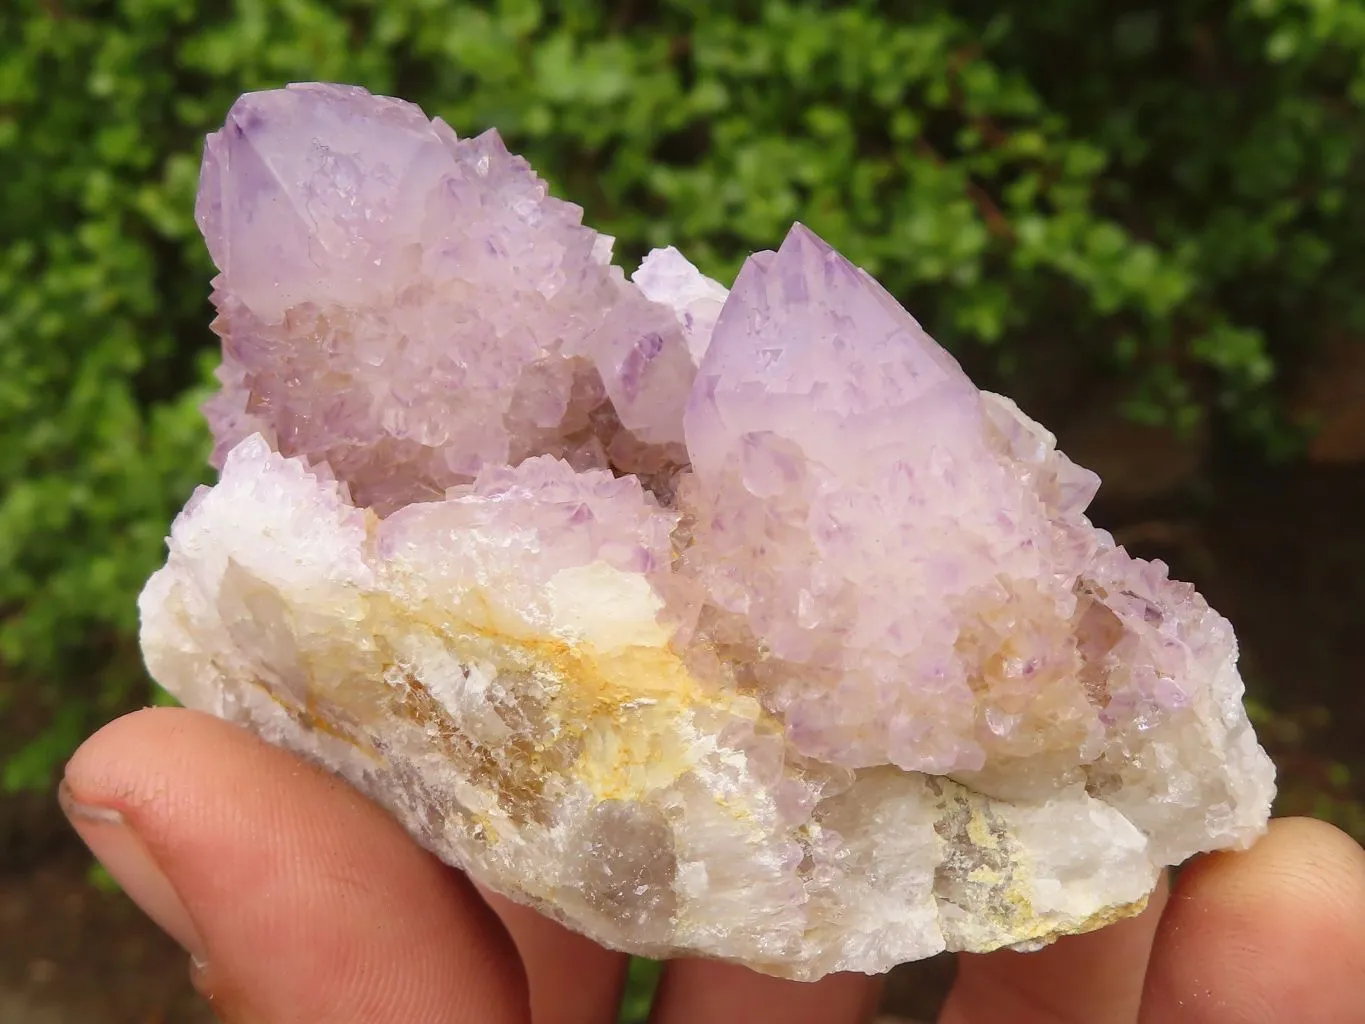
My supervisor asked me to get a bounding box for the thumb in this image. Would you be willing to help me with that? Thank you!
[60,707,529,1024]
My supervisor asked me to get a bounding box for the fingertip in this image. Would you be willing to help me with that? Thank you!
[480,887,629,1024]
[1178,815,1365,903]
[64,706,198,805]
[1142,817,1365,1024]
[940,872,1169,1024]
[61,707,530,1024]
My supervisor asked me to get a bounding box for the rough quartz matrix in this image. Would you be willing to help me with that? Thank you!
[140,83,1276,980]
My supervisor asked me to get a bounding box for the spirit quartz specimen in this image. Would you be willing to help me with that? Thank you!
[139,83,1276,979]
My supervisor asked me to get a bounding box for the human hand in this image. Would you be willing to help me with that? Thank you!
[60,708,1365,1023]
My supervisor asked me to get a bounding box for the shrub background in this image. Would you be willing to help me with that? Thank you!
[3,0,1364,786]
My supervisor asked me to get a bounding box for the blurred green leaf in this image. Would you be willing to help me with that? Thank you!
[618,958,663,1023]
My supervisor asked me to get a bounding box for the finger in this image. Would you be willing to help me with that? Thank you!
[60,707,530,1024]
[939,872,1169,1024]
[480,886,629,1024]
[650,960,882,1024]
[1140,816,1365,1024]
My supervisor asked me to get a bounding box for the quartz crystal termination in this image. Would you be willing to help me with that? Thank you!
[140,83,1276,980]
[197,82,695,512]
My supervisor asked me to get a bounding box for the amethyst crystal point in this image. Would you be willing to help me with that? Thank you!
[141,83,1275,980]
[199,82,694,513]
[683,224,1056,774]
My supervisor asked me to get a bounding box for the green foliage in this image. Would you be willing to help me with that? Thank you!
[618,957,662,1024]
[3,0,1364,783]
[86,860,122,895]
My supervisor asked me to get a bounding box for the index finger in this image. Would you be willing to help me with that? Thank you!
[938,873,1168,1024]
[62,707,531,1024]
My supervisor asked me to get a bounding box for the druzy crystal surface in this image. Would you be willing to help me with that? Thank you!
[140,83,1276,979]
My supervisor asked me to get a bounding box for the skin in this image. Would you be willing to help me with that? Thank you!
[60,707,1365,1024]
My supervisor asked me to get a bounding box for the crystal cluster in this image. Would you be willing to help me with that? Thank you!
[140,83,1276,979]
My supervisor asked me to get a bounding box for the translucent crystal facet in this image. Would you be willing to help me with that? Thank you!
[198,83,694,512]
[140,83,1276,981]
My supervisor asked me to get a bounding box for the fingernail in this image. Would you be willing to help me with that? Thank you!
[59,779,208,962]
